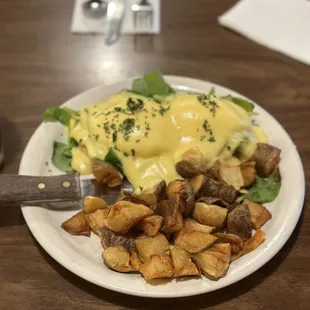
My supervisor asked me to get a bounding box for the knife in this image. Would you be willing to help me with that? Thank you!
[104,0,126,45]
[0,173,133,206]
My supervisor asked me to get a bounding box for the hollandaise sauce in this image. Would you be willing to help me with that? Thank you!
[68,91,268,191]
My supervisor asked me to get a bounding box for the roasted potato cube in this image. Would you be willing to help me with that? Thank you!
[140,254,174,280]
[214,233,243,255]
[83,196,108,214]
[192,243,231,280]
[130,252,143,272]
[210,160,244,190]
[193,203,228,228]
[244,199,272,229]
[97,226,135,252]
[105,201,153,234]
[197,196,229,207]
[135,181,166,210]
[196,176,237,203]
[183,218,215,234]
[174,229,217,253]
[251,143,281,177]
[242,229,266,255]
[117,191,151,208]
[136,215,163,237]
[85,208,109,234]
[227,204,252,240]
[62,211,90,236]
[92,161,123,187]
[166,180,195,215]
[102,246,132,273]
[170,246,200,277]
[134,233,170,261]
[175,147,208,178]
[240,161,256,187]
[156,198,184,234]
[190,174,207,196]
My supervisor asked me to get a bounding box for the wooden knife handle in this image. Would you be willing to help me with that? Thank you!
[0,173,81,205]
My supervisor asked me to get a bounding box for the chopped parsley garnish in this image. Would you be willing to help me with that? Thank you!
[201,120,216,142]
[208,136,216,142]
[131,149,136,156]
[103,122,110,134]
[126,98,144,114]
[120,118,135,141]
[159,105,170,116]
[95,134,99,141]
[123,152,129,157]
[112,131,117,142]
[197,94,219,116]
[145,121,150,130]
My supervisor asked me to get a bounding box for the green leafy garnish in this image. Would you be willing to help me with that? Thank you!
[44,107,78,126]
[104,148,123,173]
[208,87,215,97]
[51,139,77,172]
[132,71,175,98]
[222,95,254,113]
[237,171,281,204]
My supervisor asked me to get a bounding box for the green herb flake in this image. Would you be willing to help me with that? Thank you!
[127,98,144,113]
[131,149,136,156]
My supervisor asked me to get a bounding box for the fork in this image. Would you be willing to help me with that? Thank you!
[132,0,154,31]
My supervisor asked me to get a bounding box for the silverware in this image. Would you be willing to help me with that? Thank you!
[104,0,126,45]
[132,0,154,31]
[83,0,108,18]
[0,173,133,206]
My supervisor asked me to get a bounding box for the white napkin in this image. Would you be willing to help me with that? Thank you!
[71,0,161,34]
[218,0,310,65]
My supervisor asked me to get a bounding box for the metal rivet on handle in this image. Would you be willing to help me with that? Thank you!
[62,181,71,188]
[38,183,46,190]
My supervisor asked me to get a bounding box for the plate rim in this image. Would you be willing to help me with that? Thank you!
[19,75,306,298]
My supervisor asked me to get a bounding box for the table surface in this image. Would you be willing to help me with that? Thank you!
[0,0,309,309]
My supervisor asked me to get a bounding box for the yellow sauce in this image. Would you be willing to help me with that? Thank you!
[69,91,267,191]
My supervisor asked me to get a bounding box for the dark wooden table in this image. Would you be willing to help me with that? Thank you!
[0,0,309,309]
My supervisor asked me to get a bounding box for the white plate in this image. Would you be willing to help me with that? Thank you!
[19,76,305,298]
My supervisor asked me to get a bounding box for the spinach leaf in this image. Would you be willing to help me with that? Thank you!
[222,95,255,113]
[104,148,123,174]
[237,171,281,204]
[51,139,77,172]
[44,107,78,126]
[132,71,175,97]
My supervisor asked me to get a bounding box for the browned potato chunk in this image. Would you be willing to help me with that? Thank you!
[174,229,217,253]
[134,233,170,261]
[135,181,166,210]
[210,160,244,190]
[130,252,143,272]
[193,175,237,203]
[62,211,90,236]
[240,161,256,187]
[166,180,195,215]
[156,198,183,234]
[192,243,231,280]
[85,208,109,234]
[244,199,272,229]
[183,218,215,234]
[105,201,153,234]
[214,233,243,255]
[136,215,163,237]
[83,196,107,214]
[140,254,174,280]
[197,196,229,207]
[102,246,132,273]
[170,246,200,277]
[97,226,135,252]
[92,162,123,187]
[242,229,266,255]
[190,174,207,196]
[175,147,208,178]
[193,203,228,228]
[117,191,151,208]
[227,204,252,240]
[251,143,281,177]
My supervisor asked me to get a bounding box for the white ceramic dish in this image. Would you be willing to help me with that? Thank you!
[19,76,305,298]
